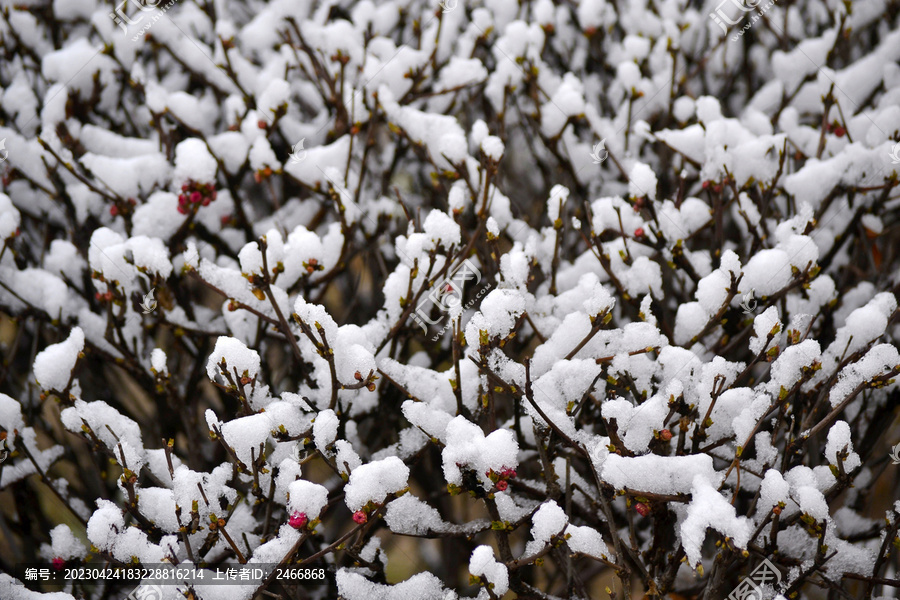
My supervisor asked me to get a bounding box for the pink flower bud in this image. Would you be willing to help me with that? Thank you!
[52,557,65,570]
[288,511,308,529]
[178,194,188,206]
[353,510,368,524]
[201,196,211,206]
[496,480,508,491]
[190,191,202,204]
[177,205,188,215]
[635,502,650,517]
[109,205,118,216]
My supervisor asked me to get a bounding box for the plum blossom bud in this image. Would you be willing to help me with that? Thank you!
[289,511,308,529]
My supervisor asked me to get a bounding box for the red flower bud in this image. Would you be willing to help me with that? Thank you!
[52,557,65,570]
[635,502,650,517]
[833,126,845,137]
[178,194,188,206]
[634,227,644,238]
[288,511,308,529]
[201,196,211,206]
[702,180,711,190]
[496,480,508,491]
[190,191,201,204]
[110,205,118,216]
[659,429,673,441]
[353,510,368,524]
[258,119,267,129]
[177,205,188,215]
[182,183,190,192]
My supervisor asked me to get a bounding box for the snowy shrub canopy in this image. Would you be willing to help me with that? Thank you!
[2,0,900,598]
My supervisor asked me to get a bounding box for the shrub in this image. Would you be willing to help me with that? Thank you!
[1,0,900,598]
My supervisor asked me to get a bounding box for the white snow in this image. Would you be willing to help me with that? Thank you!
[173,138,218,184]
[480,135,505,160]
[679,475,753,567]
[206,336,262,382]
[344,456,410,512]
[33,327,84,391]
[442,416,519,489]
[286,480,329,519]
[602,454,720,495]
[313,409,339,455]
[469,545,509,595]
[824,421,861,473]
